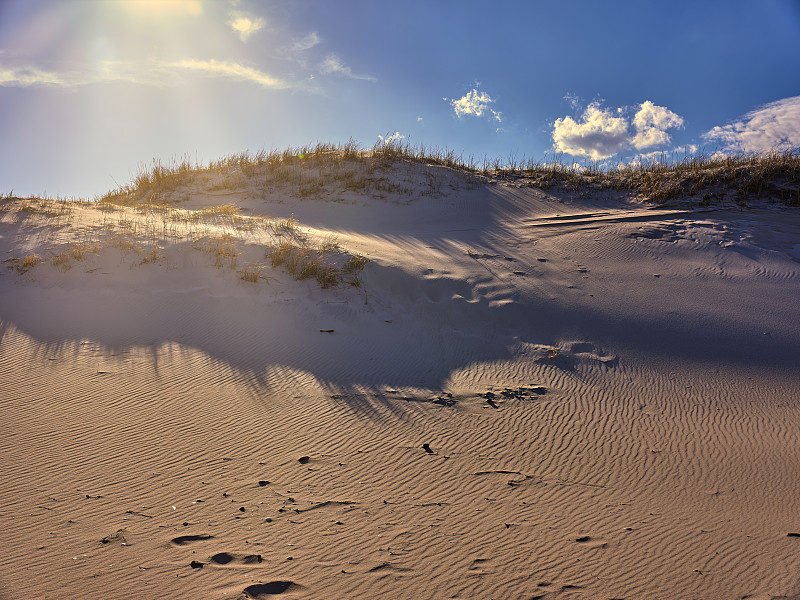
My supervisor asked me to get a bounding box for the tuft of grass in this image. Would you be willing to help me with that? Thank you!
[139,246,163,265]
[240,265,262,282]
[70,241,99,260]
[272,215,300,236]
[196,233,237,268]
[16,254,42,273]
[342,254,368,274]
[269,240,294,267]
[51,251,72,271]
[318,235,341,254]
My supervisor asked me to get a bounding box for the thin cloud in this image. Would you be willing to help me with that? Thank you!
[319,55,376,82]
[160,59,289,88]
[228,10,266,42]
[563,92,581,110]
[552,100,683,160]
[703,95,800,153]
[0,59,290,90]
[448,89,502,123]
[293,32,321,52]
[0,65,68,87]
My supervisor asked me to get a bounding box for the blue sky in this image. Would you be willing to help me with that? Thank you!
[1,0,799,199]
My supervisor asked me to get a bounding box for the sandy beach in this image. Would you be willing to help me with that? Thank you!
[1,153,799,599]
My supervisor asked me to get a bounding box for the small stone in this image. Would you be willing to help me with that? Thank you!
[182,521,189,527]
[238,507,245,512]
[189,561,204,569]
[258,480,269,486]
[298,456,310,464]
[265,517,272,523]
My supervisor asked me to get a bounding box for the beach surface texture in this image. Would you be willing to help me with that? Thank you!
[2,152,799,599]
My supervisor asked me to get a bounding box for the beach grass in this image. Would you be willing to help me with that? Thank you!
[90,140,800,207]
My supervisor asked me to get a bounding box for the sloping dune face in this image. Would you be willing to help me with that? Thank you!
[1,157,800,600]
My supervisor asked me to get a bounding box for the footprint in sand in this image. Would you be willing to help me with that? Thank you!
[209,551,263,565]
[574,535,607,548]
[242,581,301,598]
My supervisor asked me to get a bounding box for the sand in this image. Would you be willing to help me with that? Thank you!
[1,159,799,599]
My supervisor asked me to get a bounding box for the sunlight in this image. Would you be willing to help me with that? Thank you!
[120,0,203,17]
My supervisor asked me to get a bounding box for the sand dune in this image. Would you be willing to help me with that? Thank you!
[1,157,799,599]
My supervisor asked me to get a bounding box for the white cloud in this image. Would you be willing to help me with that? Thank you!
[293,32,321,52]
[378,132,404,145]
[552,100,684,160]
[703,95,800,153]
[319,55,376,82]
[228,10,265,42]
[552,102,629,160]
[631,101,684,150]
[448,89,502,123]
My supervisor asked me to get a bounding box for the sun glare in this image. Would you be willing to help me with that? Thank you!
[121,0,203,17]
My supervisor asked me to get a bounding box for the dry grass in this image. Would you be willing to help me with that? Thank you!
[48,241,99,271]
[93,140,800,209]
[14,254,43,273]
[268,233,367,289]
[196,233,238,268]
[139,246,163,265]
[342,254,369,274]
[240,265,262,282]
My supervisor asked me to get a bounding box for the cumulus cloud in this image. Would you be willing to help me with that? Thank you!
[228,10,265,42]
[703,95,800,153]
[319,55,376,82]
[552,100,684,160]
[378,132,404,145]
[552,102,630,160]
[448,89,502,123]
[632,101,684,150]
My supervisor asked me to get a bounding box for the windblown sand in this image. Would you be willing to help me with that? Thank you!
[1,161,799,599]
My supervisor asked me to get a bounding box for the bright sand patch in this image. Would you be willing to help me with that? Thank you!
[1,158,800,599]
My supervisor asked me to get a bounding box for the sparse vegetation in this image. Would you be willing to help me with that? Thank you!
[91,140,800,209]
[16,254,42,273]
[2,140,795,292]
[240,265,262,282]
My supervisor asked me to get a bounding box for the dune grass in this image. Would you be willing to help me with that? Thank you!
[93,140,800,208]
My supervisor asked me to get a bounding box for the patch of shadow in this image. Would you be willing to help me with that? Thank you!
[243,581,299,597]
[368,562,411,573]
